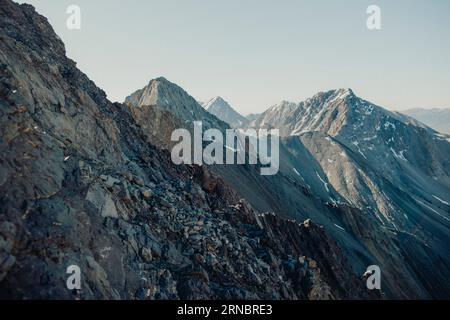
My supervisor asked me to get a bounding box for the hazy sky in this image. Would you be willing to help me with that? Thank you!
[19,0,450,114]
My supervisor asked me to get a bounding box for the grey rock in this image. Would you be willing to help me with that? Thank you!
[86,184,118,218]
[100,175,121,188]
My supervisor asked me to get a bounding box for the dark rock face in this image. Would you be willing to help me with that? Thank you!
[0,0,374,299]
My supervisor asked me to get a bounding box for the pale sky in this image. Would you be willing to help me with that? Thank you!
[18,0,450,114]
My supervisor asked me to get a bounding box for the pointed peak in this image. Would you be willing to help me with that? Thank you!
[270,100,297,108]
[268,100,298,112]
[207,96,227,105]
[316,88,354,98]
[145,76,196,100]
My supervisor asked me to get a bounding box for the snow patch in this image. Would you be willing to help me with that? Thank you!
[334,223,345,231]
[316,171,330,193]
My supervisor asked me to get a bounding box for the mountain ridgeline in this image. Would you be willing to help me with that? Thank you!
[126,84,450,298]
[402,108,450,135]
[0,0,376,300]
[0,0,449,300]
[203,97,250,128]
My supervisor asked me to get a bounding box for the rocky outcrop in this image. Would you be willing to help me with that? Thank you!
[0,0,374,299]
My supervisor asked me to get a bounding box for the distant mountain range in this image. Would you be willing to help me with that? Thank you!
[1,0,449,300]
[401,108,450,134]
[0,0,376,300]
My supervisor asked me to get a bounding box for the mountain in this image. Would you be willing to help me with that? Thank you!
[124,78,229,149]
[2,0,449,300]
[248,88,450,298]
[125,83,450,297]
[0,0,374,300]
[125,77,225,129]
[203,96,249,128]
[401,108,450,135]
[245,113,261,122]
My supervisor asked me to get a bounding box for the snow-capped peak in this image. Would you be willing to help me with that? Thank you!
[203,96,228,110]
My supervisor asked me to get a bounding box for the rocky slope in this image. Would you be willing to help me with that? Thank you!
[0,0,374,300]
[252,89,450,220]
[203,96,250,128]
